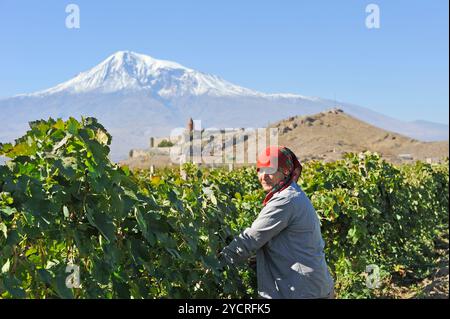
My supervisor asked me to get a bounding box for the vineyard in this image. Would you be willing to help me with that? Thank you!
[0,117,448,299]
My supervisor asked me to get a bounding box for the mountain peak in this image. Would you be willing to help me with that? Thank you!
[25,51,265,98]
[103,50,187,71]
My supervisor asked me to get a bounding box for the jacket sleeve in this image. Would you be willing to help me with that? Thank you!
[220,195,293,266]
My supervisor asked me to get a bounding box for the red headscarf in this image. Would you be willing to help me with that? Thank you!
[257,146,302,206]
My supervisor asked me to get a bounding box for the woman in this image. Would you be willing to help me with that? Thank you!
[219,146,334,299]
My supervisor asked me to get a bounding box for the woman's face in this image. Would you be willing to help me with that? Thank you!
[257,167,286,192]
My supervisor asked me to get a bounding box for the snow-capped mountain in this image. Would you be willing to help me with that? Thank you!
[1,51,448,161]
[25,51,263,98]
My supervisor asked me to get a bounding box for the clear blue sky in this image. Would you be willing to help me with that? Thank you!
[0,0,448,124]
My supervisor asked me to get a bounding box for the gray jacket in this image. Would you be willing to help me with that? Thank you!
[221,182,334,299]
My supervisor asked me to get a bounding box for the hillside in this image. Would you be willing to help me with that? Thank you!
[273,108,449,164]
